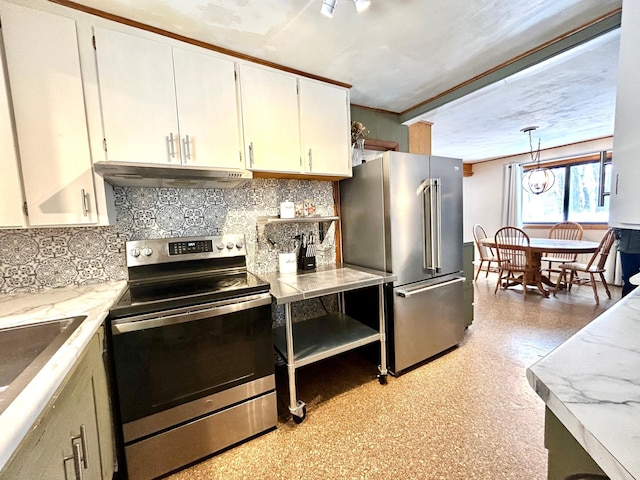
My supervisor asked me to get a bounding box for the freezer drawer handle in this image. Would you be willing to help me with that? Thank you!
[396,277,465,298]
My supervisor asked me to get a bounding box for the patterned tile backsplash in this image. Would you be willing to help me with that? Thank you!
[0,178,337,295]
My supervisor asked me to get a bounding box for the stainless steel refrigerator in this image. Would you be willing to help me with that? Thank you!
[340,151,465,374]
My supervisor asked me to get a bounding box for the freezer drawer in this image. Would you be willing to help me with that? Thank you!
[390,276,465,374]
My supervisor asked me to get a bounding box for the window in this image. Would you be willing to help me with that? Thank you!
[522,152,611,224]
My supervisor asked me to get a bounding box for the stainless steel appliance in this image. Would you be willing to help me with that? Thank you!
[340,151,465,374]
[93,160,251,188]
[107,235,275,480]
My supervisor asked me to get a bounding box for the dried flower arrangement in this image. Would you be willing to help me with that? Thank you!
[351,121,369,144]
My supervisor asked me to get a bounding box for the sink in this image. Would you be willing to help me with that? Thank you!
[0,316,86,415]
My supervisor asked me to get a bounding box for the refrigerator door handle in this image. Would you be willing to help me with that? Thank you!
[416,178,431,270]
[433,178,442,272]
[396,276,465,298]
[420,178,439,272]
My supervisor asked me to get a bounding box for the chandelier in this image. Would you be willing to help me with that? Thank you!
[521,126,555,195]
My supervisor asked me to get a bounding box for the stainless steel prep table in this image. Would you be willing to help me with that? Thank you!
[264,264,396,423]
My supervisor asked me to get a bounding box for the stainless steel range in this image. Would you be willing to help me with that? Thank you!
[107,235,276,480]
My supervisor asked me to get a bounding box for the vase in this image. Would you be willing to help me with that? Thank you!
[351,138,366,166]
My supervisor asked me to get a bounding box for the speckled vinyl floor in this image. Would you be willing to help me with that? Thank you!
[167,272,621,480]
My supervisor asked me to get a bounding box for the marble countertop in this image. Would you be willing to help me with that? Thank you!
[527,288,640,480]
[0,280,127,471]
[262,263,396,304]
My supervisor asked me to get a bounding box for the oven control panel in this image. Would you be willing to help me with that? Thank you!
[168,240,213,256]
[126,235,246,267]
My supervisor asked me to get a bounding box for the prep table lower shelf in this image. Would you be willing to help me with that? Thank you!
[273,312,380,368]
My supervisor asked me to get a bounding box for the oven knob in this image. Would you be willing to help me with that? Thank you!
[235,240,244,249]
[130,248,140,258]
[142,247,153,256]
[226,241,235,250]
[216,242,225,250]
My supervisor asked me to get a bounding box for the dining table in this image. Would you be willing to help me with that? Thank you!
[480,237,600,297]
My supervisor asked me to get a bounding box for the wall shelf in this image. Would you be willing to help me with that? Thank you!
[256,215,339,238]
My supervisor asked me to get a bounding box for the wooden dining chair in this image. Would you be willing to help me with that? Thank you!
[542,221,584,277]
[494,226,537,298]
[472,223,499,280]
[553,228,616,304]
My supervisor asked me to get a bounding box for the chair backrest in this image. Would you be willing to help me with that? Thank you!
[586,228,616,271]
[548,222,584,262]
[473,223,494,259]
[494,226,531,269]
[548,221,584,241]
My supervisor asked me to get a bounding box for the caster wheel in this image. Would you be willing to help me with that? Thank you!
[378,374,388,385]
[292,406,306,424]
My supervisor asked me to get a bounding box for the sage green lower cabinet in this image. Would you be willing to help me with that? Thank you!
[0,327,115,480]
[545,407,607,480]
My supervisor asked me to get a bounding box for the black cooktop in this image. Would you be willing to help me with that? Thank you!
[109,271,270,319]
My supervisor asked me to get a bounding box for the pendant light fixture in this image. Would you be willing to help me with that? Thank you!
[521,126,555,195]
[320,0,371,18]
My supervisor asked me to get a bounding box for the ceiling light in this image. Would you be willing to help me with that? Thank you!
[521,126,555,195]
[320,0,337,17]
[354,0,371,12]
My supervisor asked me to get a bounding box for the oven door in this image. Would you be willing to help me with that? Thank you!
[109,292,273,429]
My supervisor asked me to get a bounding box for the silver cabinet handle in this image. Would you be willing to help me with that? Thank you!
[308,148,313,171]
[182,134,191,162]
[81,189,89,217]
[166,132,176,161]
[249,142,254,168]
[71,424,89,469]
[64,441,84,480]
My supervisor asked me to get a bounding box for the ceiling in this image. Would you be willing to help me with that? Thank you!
[70,0,623,162]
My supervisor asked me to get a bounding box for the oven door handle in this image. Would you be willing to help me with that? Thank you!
[111,293,272,335]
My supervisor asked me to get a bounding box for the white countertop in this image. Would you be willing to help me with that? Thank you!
[0,280,127,471]
[527,288,640,480]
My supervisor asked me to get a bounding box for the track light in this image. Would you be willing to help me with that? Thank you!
[354,0,371,12]
[320,0,337,17]
[320,0,371,17]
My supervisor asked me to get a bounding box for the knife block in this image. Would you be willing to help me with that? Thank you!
[297,245,316,271]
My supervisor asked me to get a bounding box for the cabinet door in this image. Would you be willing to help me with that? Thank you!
[609,0,640,227]
[94,27,179,164]
[239,63,301,173]
[0,344,102,480]
[299,78,351,176]
[0,3,97,226]
[172,47,244,170]
[0,45,24,228]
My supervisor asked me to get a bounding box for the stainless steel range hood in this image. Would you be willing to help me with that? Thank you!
[94,161,252,189]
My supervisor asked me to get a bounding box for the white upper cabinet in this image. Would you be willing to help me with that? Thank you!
[93,27,243,170]
[93,27,179,164]
[0,2,97,226]
[239,63,301,173]
[0,44,25,228]
[299,78,351,177]
[610,0,640,227]
[172,47,243,169]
